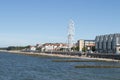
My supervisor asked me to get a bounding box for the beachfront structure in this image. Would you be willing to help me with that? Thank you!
[29,46,36,51]
[41,43,67,51]
[77,39,95,52]
[95,33,120,54]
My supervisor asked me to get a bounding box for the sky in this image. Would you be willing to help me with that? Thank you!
[0,0,120,47]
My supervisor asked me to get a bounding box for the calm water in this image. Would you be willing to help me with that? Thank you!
[0,52,120,80]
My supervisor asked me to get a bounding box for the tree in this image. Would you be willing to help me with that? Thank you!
[75,46,79,51]
[60,48,64,51]
[71,46,79,51]
[36,47,42,51]
[7,46,29,50]
[82,46,87,52]
[92,46,95,51]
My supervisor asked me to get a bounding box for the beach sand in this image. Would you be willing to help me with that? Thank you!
[0,50,120,62]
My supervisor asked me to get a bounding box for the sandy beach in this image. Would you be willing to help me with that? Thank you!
[0,50,120,62]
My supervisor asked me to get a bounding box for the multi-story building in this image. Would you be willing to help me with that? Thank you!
[77,39,95,52]
[95,33,120,54]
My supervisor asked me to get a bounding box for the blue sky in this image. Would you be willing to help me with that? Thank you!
[0,0,120,47]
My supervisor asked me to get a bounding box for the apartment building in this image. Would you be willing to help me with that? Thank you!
[77,39,95,52]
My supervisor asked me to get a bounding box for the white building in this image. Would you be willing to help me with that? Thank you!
[95,33,120,54]
[29,46,36,51]
[41,43,67,51]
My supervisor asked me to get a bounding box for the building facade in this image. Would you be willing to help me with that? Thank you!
[95,33,120,54]
[41,43,67,51]
[77,39,95,52]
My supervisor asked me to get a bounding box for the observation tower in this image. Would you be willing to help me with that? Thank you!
[67,19,75,51]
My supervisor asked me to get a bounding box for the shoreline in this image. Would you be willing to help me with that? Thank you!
[0,50,120,62]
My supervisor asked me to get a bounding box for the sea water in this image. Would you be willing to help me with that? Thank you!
[0,52,120,80]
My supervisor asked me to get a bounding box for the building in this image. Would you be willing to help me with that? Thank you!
[29,46,36,51]
[77,39,95,52]
[36,44,42,48]
[95,33,120,54]
[41,43,67,51]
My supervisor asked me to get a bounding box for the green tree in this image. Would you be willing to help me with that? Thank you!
[71,46,79,51]
[36,47,41,51]
[60,48,64,51]
[71,47,75,51]
[75,46,79,51]
[7,46,29,50]
[82,46,87,52]
[92,46,95,51]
